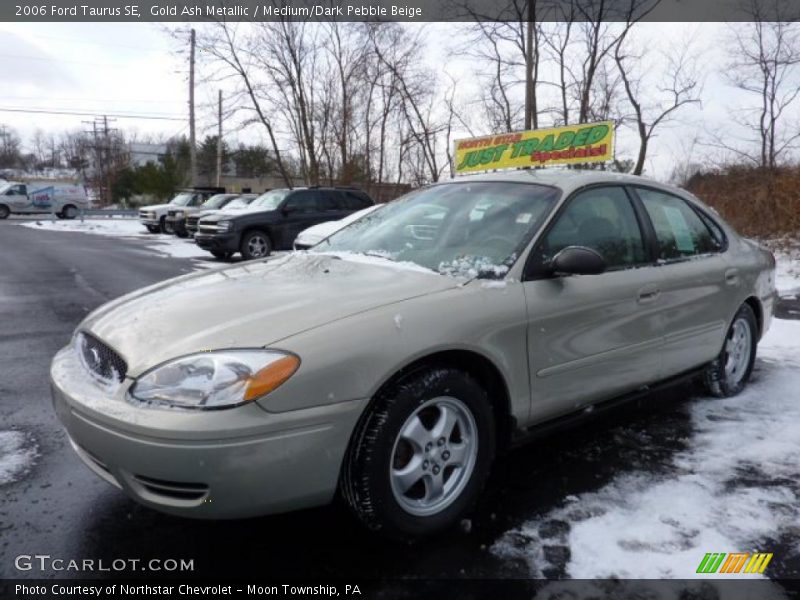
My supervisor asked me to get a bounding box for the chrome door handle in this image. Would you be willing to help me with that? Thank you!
[725,268,740,285]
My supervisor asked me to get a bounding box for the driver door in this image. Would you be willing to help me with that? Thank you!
[522,185,665,423]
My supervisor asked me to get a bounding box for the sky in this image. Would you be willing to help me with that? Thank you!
[0,21,775,182]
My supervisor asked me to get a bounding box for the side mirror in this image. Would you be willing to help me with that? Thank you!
[550,246,606,276]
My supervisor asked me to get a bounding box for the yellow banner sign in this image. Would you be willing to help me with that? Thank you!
[454,121,614,174]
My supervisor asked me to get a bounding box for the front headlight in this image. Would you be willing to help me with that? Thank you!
[217,220,232,232]
[174,210,185,218]
[128,350,300,410]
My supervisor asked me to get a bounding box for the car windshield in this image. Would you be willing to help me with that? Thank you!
[224,197,253,209]
[171,193,194,206]
[316,181,559,278]
[203,194,233,209]
[250,189,289,210]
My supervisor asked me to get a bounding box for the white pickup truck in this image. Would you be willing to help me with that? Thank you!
[0,181,89,219]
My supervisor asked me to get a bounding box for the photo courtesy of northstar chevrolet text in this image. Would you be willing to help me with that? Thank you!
[1,0,799,597]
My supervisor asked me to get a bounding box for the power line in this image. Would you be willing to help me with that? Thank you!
[0,107,184,121]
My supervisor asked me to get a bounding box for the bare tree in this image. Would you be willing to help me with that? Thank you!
[198,22,295,187]
[614,28,702,174]
[725,0,800,169]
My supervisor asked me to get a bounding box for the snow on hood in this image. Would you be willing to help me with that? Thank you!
[80,252,457,376]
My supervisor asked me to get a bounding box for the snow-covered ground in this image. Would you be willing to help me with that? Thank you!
[19,218,215,265]
[493,256,800,581]
[0,430,38,486]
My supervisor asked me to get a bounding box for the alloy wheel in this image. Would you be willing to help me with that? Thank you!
[390,396,478,517]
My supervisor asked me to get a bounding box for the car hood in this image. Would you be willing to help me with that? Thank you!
[80,253,457,376]
[140,203,174,212]
[297,220,342,245]
[203,207,275,222]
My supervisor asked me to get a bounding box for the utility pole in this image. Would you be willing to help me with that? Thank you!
[216,89,222,188]
[524,0,535,130]
[189,28,197,186]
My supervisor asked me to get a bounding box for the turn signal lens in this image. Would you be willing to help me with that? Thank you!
[244,355,300,401]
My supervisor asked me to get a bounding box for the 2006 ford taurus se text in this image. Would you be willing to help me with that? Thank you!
[50,170,776,539]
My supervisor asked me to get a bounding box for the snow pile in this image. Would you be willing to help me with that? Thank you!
[773,247,800,296]
[0,430,38,486]
[20,218,214,264]
[492,317,800,579]
[22,218,143,237]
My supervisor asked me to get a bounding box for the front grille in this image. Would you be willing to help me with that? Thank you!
[139,210,153,219]
[133,474,209,502]
[198,224,219,234]
[77,332,128,383]
[168,210,177,217]
[187,216,199,228]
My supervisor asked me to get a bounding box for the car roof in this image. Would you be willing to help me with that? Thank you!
[439,168,690,198]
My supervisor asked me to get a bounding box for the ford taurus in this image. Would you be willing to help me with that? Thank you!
[50,170,776,539]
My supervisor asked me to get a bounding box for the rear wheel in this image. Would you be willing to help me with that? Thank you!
[240,230,272,260]
[0,205,9,219]
[341,367,495,540]
[62,205,78,219]
[703,303,758,397]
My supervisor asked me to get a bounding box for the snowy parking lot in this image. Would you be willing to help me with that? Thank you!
[0,218,798,589]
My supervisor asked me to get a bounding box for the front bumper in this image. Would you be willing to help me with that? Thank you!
[140,218,160,227]
[165,216,188,236]
[194,232,238,253]
[50,346,365,519]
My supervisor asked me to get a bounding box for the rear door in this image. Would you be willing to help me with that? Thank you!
[279,190,327,247]
[630,186,734,377]
[522,185,664,422]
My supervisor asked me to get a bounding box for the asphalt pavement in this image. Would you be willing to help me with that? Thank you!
[1,220,797,589]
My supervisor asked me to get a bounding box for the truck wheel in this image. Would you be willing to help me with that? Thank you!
[62,205,78,219]
[703,303,758,398]
[240,230,272,260]
[159,216,167,234]
[341,366,495,540]
[176,229,189,239]
[210,250,232,260]
[0,205,9,219]
[146,225,160,234]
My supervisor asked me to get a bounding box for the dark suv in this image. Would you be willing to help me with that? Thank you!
[194,187,375,260]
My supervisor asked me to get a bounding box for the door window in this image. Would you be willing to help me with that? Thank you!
[8,185,26,196]
[533,186,646,272]
[284,191,322,213]
[636,188,721,260]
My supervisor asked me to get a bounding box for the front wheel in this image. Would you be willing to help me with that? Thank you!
[0,205,9,219]
[703,303,758,397]
[240,230,272,260]
[146,225,160,234]
[62,205,78,219]
[341,367,495,540]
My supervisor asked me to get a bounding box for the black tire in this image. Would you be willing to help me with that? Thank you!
[0,205,9,219]
[703,303,758,398]
[146,225,160,234]
[62,205,78,219]
[176,229,189,239]
[341,366,495,540]
[240,230,272,260]
[210,250,232,260]
[159,216,167,234]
